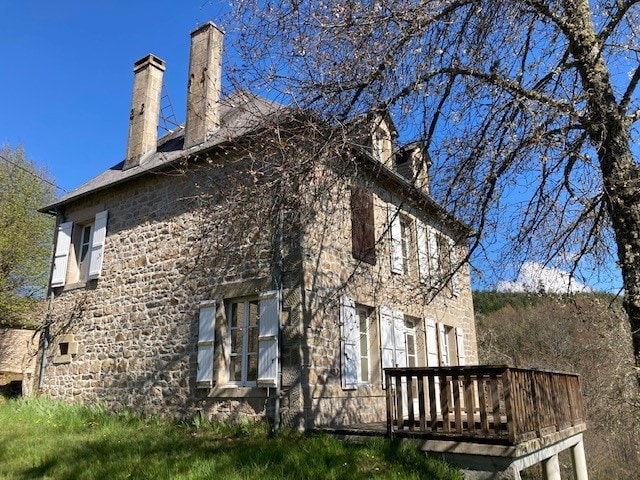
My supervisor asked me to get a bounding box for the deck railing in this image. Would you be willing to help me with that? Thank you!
[384,365,585,444]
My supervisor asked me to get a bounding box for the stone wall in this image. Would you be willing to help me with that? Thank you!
[41,148,477,427]
[297,162,477,426]
[42,156,281,418]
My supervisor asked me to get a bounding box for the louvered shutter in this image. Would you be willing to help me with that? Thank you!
[379,306,395,387]
[88,210,108,280]
[437,323,449,366]
[388,204,403,274]
[51,221,73,287]
[196,301,216,387]
[425,318,439,367]
[393,310,406,368]
[450,241,460,296]
[257,290,280,387]
[341,296,359,389]
[455,327,466,366]
[416,221,429,283]
[427,226,439,285]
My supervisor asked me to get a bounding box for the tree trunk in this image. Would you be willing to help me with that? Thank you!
[564,0,640,371]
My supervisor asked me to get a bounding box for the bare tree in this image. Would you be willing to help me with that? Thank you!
[224,1,640,370]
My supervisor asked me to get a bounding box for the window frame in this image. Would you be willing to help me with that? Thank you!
[225,296,260,387]
[356,305,373,385]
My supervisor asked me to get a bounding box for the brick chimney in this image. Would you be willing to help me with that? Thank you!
[124,54,166,170]
[184,22,223,148]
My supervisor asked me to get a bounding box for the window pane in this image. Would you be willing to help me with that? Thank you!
[360,357,369,382]
[407,334,415,356]
[247,325,258,354]
[246,353,258,382]
[231,329,242,353]
[229,356,242,382]
[248,300,259,327]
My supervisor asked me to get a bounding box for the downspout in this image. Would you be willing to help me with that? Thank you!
[38,289,54,393]
[272,205,284,437]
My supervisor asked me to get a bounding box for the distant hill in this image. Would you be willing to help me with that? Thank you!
[473,291,639,479]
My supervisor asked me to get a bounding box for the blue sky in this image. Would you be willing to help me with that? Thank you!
[0,1,231,194]
[0,2,622,292]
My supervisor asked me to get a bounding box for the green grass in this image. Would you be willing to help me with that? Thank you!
[0,397,462,480]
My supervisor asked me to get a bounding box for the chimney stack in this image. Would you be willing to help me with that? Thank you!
[124,54,166,170]
[184,22,223,148]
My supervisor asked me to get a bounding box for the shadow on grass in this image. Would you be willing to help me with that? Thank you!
[18,427,461,480]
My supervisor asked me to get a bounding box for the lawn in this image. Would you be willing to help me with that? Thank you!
[0,397,462,480]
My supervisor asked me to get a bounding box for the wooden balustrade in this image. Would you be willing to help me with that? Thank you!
[384,365,585,445]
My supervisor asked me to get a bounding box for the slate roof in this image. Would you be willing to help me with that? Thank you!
[40,91,284,213]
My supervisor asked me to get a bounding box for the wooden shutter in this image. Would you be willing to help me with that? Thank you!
[379,306,395,386]
[350,185,376,265]
[388,204,403,274]
[437,323,449,366]
[392,310,406,368]
[416,221,429,283]
[427,226,439,285]
[455,327,466,366]
[196,301,216,387]
[51,221,73,287]
[425,318,439,367]
[340,296,359,389]
[450,241,460,296]
[257,290,280,387]
[88,210,108,280]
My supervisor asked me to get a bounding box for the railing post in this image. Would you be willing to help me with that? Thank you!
[503,368,517,444]
[385,370,394,438]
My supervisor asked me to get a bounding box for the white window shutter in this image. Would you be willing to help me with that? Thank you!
[51,221,73,287]
[88,210,108,280]
[379,306,395,386]
[437,322,449,366]
[258,290,280,387]
[416,221,429,283]
[455,327,466,366]
[425,318,439,367]
[388,204,403,274]
[392,310,407,368]
[450,240,460,296]
[427,226,439,285]
[196,301,216,387]
[340,296,359,389]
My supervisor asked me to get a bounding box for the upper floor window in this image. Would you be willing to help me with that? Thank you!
[350,185,376,265]
[388,204,413,276]
[51,210,108,288]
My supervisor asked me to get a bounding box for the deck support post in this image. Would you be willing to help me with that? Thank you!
[542,454,561,480]
[570,438,588,480]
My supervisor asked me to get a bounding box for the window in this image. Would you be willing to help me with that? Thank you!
[350,185,376,265]
[388,204,413,275]
[357,306,372,383]
[75,223,93,282]
[53,334,78,364]
[341,297,374,389]
[227,298,260,386]
[196,291,279,389]
[51,210,108,288]
[425,319,466,367]
[399,216,412,275]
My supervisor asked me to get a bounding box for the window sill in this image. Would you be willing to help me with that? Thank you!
[208,385,269,398]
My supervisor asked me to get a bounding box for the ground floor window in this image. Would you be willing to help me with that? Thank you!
[227,298,260,386]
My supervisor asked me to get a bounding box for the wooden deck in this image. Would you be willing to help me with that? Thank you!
[315,366,586,449]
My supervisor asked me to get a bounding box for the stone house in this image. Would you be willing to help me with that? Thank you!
[38,22,477,428]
